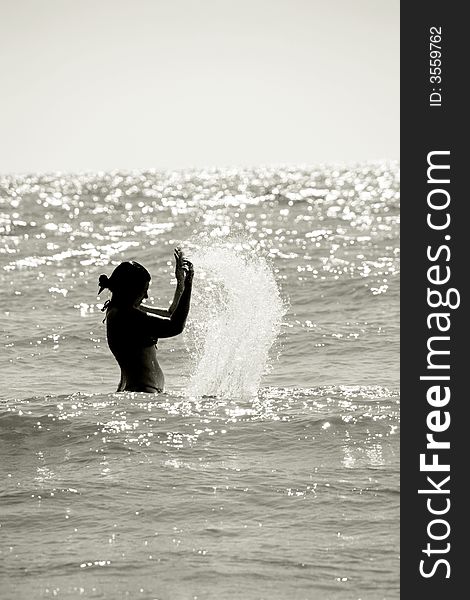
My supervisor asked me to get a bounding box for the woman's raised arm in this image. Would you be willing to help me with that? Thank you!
[139,248,186,317]
[137,261,193,339]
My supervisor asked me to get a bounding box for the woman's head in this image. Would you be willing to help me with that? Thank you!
[98,261,151,306]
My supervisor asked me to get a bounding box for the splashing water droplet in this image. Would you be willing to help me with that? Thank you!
[184,240,285,398]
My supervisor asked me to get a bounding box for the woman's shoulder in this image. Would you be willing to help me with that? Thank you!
[106,305,143,323]
[106,306,158,343]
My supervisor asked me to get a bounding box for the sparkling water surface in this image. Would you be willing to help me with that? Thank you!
[0,163,399,599]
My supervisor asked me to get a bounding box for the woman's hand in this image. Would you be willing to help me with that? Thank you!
[174,248,193,284]
[174,247,185,286]
[183,260,194,282]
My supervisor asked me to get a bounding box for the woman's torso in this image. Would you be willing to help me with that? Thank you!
[106,306,164,393]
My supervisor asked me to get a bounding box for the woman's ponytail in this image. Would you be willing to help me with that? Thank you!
[98,274,110,294]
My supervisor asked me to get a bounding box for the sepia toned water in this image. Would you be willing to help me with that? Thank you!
[0,163,399,599]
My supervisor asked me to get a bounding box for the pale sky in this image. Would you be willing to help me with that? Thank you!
[0,0,399,174]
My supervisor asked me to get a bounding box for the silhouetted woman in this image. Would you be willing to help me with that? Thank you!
[98,249,193,393]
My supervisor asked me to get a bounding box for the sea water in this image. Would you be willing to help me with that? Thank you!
[0,163,399,599]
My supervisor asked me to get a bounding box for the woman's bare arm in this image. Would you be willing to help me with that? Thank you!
[168,280,184,315]
[140,281,183,317]
[139,305,167,317]
[136,262,193,339]
[168,247,186,314]
[139,248,186,317]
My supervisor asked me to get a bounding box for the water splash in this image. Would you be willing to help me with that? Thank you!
[184,240,285,399]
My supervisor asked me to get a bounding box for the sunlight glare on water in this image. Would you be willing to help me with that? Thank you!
[0,162,399,599]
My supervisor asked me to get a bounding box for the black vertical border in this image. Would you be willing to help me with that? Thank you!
[401,2,466,596]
